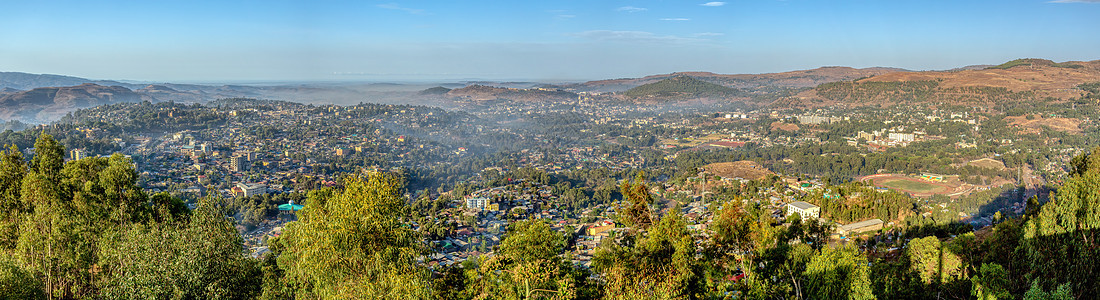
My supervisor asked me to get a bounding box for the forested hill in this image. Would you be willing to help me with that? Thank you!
[775,59,1100,109]
[623,76,743,102]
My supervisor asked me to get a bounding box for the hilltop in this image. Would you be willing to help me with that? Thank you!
[445,84,577,102]
[700,161,774,180]
[777,59,1100,108]
[623,76,742,102]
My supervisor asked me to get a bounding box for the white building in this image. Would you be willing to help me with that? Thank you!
[787,201,820,220]
[465,197,490,210]
[235,183,267,197]
[888,132,916,143]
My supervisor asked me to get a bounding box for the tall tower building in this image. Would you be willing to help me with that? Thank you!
[230,155,247,172]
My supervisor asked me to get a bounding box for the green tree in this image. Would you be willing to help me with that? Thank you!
[97,197,261,299]
[617,174,653,231]
[0,145,26,249]
[498,219,565,264]
[906,236,964,286]
[971,263,1010,300]
[802,246,875,300]
[31,133,64,182]
[463,219,589,300]
[1022,167,1100,297]
[279,172,431,299]
[0,256,42,299]
[594,210,700,299]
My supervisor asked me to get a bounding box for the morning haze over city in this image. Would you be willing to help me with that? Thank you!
[0,0,1099,299]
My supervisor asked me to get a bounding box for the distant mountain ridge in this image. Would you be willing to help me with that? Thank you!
[0,72,138,90]
[4,58,1099,122]
[551,66,908,93]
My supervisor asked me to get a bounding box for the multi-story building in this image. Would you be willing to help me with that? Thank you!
[465,197,490,210]
[70,148,88,161]
[234,183,267,197]
[787,201,820,220]
[230,155,247,172]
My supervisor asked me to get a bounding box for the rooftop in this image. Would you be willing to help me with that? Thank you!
[788,201,819,210]
[838,219,884,231]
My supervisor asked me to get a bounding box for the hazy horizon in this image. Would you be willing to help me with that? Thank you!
[3,0,1100,82]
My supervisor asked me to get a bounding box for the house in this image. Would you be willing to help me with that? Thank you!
[586,224,615,237]
[786,201,820,220]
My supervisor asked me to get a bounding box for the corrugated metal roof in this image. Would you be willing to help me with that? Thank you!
[839,219,884,231]
[788,201,818,210]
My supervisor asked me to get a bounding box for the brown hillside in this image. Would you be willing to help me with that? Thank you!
[701,161,774,180]
[0,83,147,123]
[864,60,1100,98]
[781,59,1100,108]
[1004,114,1083,134]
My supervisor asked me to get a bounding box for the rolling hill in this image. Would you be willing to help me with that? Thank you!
[0,83,149,123]
[552,66,907,93]
[624,76,742,101]
[775,59,1100,108]
[0,72,138,90]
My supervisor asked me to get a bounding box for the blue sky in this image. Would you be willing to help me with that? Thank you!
[1,0,1099,82]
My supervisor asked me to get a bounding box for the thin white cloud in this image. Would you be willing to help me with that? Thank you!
[569,30,701,44]
[701,2,727,6]
[617,6,648,13]
[660,18,691,21]
[1048,0,1100,2]
[692,32,724,37]
[377,3,425,14]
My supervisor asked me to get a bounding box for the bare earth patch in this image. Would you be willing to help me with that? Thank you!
[1004,115,1082,134]
[701,161,774,180]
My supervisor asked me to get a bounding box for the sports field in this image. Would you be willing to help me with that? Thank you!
[861,174,957,196]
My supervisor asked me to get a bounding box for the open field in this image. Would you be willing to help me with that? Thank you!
[967,158,1007,170]
[701,161,774,180]
[1004,115,1083,134]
